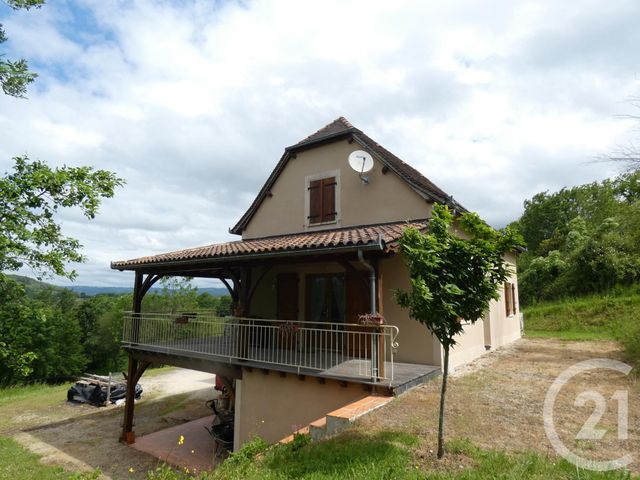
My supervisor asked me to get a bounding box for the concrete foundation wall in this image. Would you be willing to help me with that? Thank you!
[235,370,368,448]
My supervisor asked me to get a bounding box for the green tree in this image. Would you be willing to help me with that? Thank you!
[0,0,44,97]
[0,276,87,384]
[395,204,522,458]
[216,295,233,316]
[0,156,124,279]
[515,171,640,303]
[0,0,126,384]
[143,277,198,313]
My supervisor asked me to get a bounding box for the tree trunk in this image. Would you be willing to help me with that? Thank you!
[437,344,450,459]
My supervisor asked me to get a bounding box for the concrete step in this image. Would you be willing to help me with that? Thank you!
[309,417,327,442]
[279,395,393,444]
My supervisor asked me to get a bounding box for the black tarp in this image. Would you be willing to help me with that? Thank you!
[67,382,142,406]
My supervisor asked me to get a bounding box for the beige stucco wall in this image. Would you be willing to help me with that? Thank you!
[485,254,521,349]
[448,320,487,370]
[235,369,368,446]
[379,254,440,366]
[242,140,432,239]
[446,252,521,369]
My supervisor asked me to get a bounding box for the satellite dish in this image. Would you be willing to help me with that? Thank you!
[348,150,374,174]
[348,150,374,184]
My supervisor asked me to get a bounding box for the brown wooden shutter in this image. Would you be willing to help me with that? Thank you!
[322,177,336,222]
[308,177,336,224]
[511,283,517,314]
[504,283,511,316]
[308,179,321,224]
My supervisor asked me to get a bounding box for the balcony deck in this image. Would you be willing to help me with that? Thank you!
[122,313,440,393]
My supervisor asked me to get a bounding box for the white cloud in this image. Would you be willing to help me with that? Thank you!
[1,0,639,286]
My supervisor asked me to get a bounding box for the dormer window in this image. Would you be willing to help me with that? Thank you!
[305,170,340,227]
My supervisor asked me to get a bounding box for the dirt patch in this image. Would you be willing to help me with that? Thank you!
[9,368,218,479]
[357,338,639,473]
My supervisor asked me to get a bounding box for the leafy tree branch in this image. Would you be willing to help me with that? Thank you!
[0,0,44,97]
[0,156,125,279]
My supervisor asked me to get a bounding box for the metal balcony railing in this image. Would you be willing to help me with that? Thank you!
[121,312,399,383]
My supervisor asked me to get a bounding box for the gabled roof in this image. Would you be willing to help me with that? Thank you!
[230,117,464,235]
[111,219,428,271]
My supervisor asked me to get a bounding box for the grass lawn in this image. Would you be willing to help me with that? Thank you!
[205,434,636,480]
[523,288,640,363]
[0,436,98,480]
[523,287,639,338]
[0,383,71,433]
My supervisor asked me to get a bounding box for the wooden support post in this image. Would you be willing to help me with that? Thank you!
[131,271,143,344]
[120,358,150,444]
[121,355,138,444]
[121,271,153,444]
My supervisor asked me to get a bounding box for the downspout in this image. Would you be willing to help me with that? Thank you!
[357,249,377,314]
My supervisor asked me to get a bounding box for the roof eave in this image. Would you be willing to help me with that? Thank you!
[284,128,358,153]
[350,134,467,211]
[111,239,387,272]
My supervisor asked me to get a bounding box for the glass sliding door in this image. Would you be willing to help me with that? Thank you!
[305,274,345,359]
[306,274,345,324]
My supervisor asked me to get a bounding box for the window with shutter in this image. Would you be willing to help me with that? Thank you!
[308,176,336,225]
[504,282,512,316]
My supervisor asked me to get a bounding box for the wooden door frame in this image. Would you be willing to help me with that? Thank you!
[276,272,299,321]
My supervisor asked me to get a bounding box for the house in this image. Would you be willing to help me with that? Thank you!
[111,117,521,451]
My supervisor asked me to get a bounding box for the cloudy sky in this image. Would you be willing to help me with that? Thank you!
[1,0,638,287]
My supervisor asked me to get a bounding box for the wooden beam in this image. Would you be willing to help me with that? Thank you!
[127,349,242,379]
[133,361,151,385]
[246,265,273,306]
[221,278,237,302]
[132,271,143,313]
[237,267,252,316]
[140,274,163,298]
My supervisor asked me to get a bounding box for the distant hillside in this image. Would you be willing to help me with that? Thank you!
[7,274,68,298]
[7,275,229,297]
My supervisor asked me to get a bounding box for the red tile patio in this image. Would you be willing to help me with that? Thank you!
[131,416,216,474]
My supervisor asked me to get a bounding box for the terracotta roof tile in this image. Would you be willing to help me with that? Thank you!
[111,219,428,270]
[295,117,354,145]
